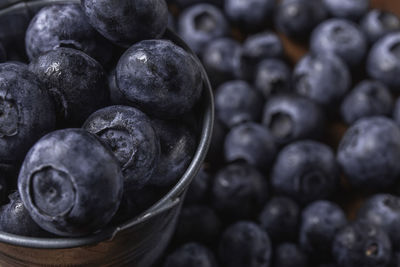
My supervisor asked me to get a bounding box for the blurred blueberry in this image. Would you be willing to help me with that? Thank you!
[273,243,308,267]
[310,19,367,67]
[240,31,284,81]
[367,32,400,89]
[361,9,400,45]
[219,221,272,267]
[26,4,113,66]
[215,80,264,128]
[337,116,400,189]
[224,122,277,171]
[393,97,400,125]
[224,0,275,32]
[293,53,351,108]
[262,94,326,145]
[178,4,228,55]
[254,59,291,98]
[271,140,339,204]
[202,37,242,86]
[258,197,300,243]
[341,80,393,125]
[205,118,227,166]
[323,0,369,21]
[171,0,224,8]
[300,201,347,259]
[163,243,218,267]
[116,39,203,118]
[185,166,211,205]
[168,13,176,32]
[332,221,392,267]
[212,163,268,221]
[275,0,327,40]
[81,0,168,47]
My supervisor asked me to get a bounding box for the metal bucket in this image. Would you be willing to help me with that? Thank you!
[0,1,214,266]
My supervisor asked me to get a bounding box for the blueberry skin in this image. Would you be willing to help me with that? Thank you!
[0,63,56,169]
[147,119,196,187]
[18,129,123,237]
[202,37,242,87]
[215,80,264,128]
[262,94,326,145]
[174,205,222,245]
[83,105,160,190]
[163,243,218,267]
[358,194,400,250]
[212,163,268,221]
[116,40,202,118]
[224,0,275,32]
[271,141,339,204]
[310,19,367,67]
[0,192,49,237]
[293,53,351,108]
[240,31,284,81]
[275,0,327,40]
[219,221,272,267]
[0,42,6,63]
[224,122,277,172]
[178,4,228,55]
[254,59,291,98]
[337,116,400,189]
[273,243,308,267]
[367,33,400,89]
[393,97,400,126]
[341,80,393,125]
[185,166,211,205]
[300,201,347,258]
[323,0,369,21]
[332,221,392,267]
[258,197,300,243]
[81,0,168,47]
[25,4,113,65]
[361,9,400,45]
[29,48,109,127]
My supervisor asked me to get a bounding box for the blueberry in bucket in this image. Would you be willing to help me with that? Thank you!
[18,129,123,237]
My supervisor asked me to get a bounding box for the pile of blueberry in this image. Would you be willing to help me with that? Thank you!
[159,0,400,267]
[0,0,204,238]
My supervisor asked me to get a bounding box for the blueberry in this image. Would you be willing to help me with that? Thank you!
[271,141,339,204]
[337,116,400,189]
[171,0,224,8]
[273,243,308,267]
[0,192,49,237]
[174,205,222,245]
[332,221,392,267]
[341,80,393,125]
[219,221,272,267]
[83,105,160,190]
[25,4,113,66]
[29,47,109,127]
[258,197,300,243]
[215,80,264,128]
[205,118,227,166]
[275,0,327,40]
[240,31,284,81]
[81,0,168,47]
[163,243,218,267]
[0,63,55,170]
[202,37,242,86]
[367,33,400,89]
[178,4,228,55]
[224,0,275,32]
[116,39,203,118]
[212,163,268,220]
[254,59,291,98]
[293,53,351,108]
[358,194,400,250]
[310,19,367,67]
[168,12,176,32]
[147,118,196,187]
[300,201,347,259]
[224,122,277,172]
[0,174,7,205]
[323,0,369,21]
[185,166,211,205]
[18,129,123,237]
[393,97,400,125]
[361,9,400,45]
[262,94,326,145]
[0,42,6,63]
